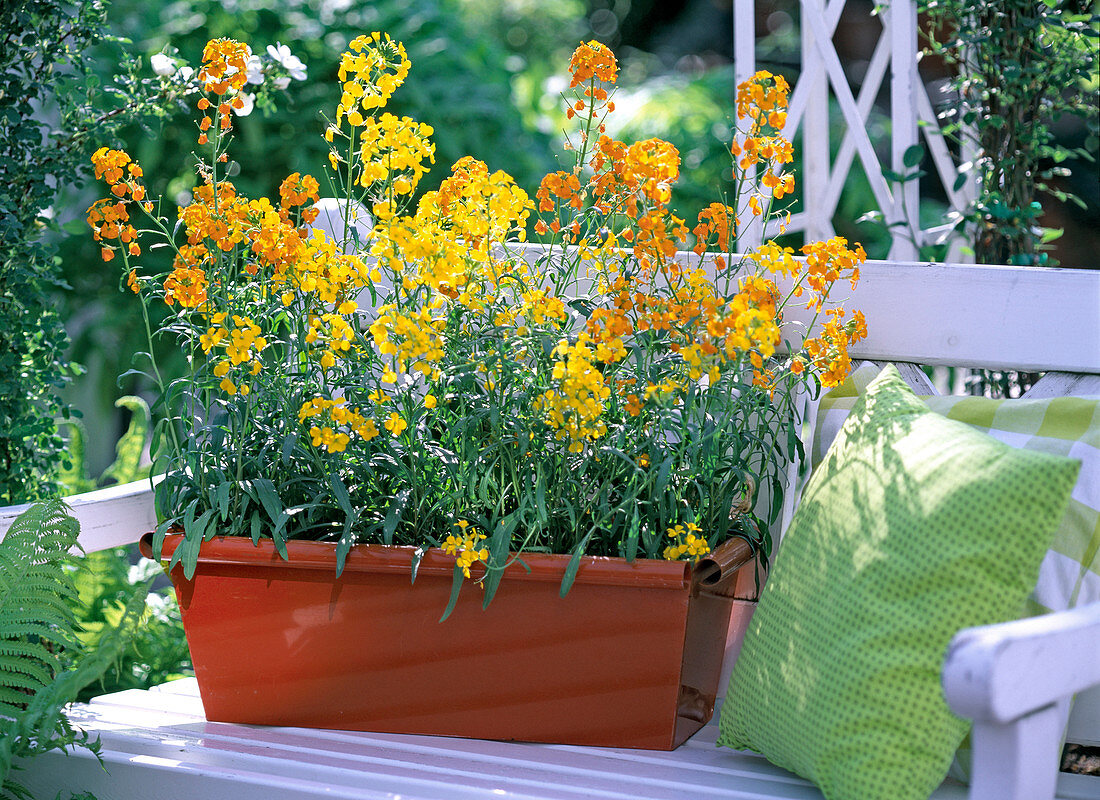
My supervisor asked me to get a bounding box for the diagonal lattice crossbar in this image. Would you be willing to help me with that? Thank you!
[735,0,972,260]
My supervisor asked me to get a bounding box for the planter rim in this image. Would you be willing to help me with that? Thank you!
[141,531,718,590]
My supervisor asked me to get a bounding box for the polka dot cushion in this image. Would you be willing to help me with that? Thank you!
[716,365,1081,800]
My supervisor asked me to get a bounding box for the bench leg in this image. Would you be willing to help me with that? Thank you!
[969,699,1068,800]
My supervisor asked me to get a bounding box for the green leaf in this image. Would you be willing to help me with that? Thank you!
[252,478,283,527]
[439,564,465,623]
[382,488,411,545]
[335,516,357,577]
[215,481,230,522]
[624,510,640,562]
[559,533,592,598]
[280,432,298,465]
[329,474,354,517]
[410,548,425,585]
[480,516,516,609]
[902,144,924,168]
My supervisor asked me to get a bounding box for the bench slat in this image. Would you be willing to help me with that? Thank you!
[38,678,1100,800]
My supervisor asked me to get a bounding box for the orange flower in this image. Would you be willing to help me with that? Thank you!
[198,38,251,96]
[568,41,618,88]
[163,267,208,308]
[279,172,321,208]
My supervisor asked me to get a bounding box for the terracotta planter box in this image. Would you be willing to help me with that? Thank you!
[143,532,755,750]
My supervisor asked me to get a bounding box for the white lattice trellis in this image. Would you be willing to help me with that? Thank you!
[734,0,974,260]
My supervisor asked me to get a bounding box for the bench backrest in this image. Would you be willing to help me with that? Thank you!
[2,254,1097,550]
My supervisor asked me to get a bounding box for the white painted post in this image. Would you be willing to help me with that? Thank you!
[888,0,920,260]
[733,0,763,250]
[801,0,832,244]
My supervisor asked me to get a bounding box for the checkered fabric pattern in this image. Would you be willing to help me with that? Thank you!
[812,363,1100,616]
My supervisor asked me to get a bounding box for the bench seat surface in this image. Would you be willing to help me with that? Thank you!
[18,679,1097,800]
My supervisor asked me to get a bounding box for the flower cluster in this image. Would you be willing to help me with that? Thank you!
[536,336,612,452]
[441,521,489,579]
[337,33,410,125]
[96,35,867,593]
[298,397,379,452]
[663,523,711,563]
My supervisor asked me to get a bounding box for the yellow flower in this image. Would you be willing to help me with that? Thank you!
[384,412,407,436]
[358,418,380,440]
[424,394,437,409]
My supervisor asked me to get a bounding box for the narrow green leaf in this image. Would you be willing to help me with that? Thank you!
[559,534,592,598]
[439,565,465,622]
[249,512,262,546]
[329,474,354,517]
[481,516,515,609]
[280,432,298,465]
[215,481,230,522]
[382,488,411,545]
[624,510,640,562]
[252,478,283,525]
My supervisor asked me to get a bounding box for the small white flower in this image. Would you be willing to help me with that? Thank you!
[246,55,265,85]
[178,65,194,82]
[150,53,177,77]
[272,76,291,91]
[267,42,307,81]
[233,92,255,117]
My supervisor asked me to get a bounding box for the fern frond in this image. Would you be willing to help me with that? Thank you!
[0,657,53,686]
[0,578,151,789]
[0,500,82,786]
[0,501,153,791]
[0,641,54,660]
[57,418,96,495]
[100,396,152,486]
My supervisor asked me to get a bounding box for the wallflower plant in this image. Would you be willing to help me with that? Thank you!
[91,35,866,612]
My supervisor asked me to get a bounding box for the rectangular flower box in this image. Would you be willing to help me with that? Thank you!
[143,533,753,750]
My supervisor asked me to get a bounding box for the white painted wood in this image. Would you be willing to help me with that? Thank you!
[888,1,919,261]
[916,79,968,219]
[943,602,1100,725]
[733,0,763,249]
[1024,373,1100,400]
[22,679,1095,800]
[944,603,1100,798]
[814,260,1100,373]
[969,702,1071,800]
[820,31,890,223]
[0,477,155,551]
[800,0,835,243]
[777,0,978,262]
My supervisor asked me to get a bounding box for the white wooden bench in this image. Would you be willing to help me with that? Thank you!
[10,258,1100,800]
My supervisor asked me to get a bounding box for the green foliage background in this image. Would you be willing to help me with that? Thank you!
[0,0,109,504]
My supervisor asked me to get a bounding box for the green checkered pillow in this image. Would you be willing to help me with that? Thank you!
[813,363,1100,615]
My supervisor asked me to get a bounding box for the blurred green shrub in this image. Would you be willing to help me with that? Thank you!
[1,0,116,503]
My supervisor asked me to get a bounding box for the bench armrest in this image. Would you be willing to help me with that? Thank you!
[0,478,158,553]
[943,601,1100,800]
